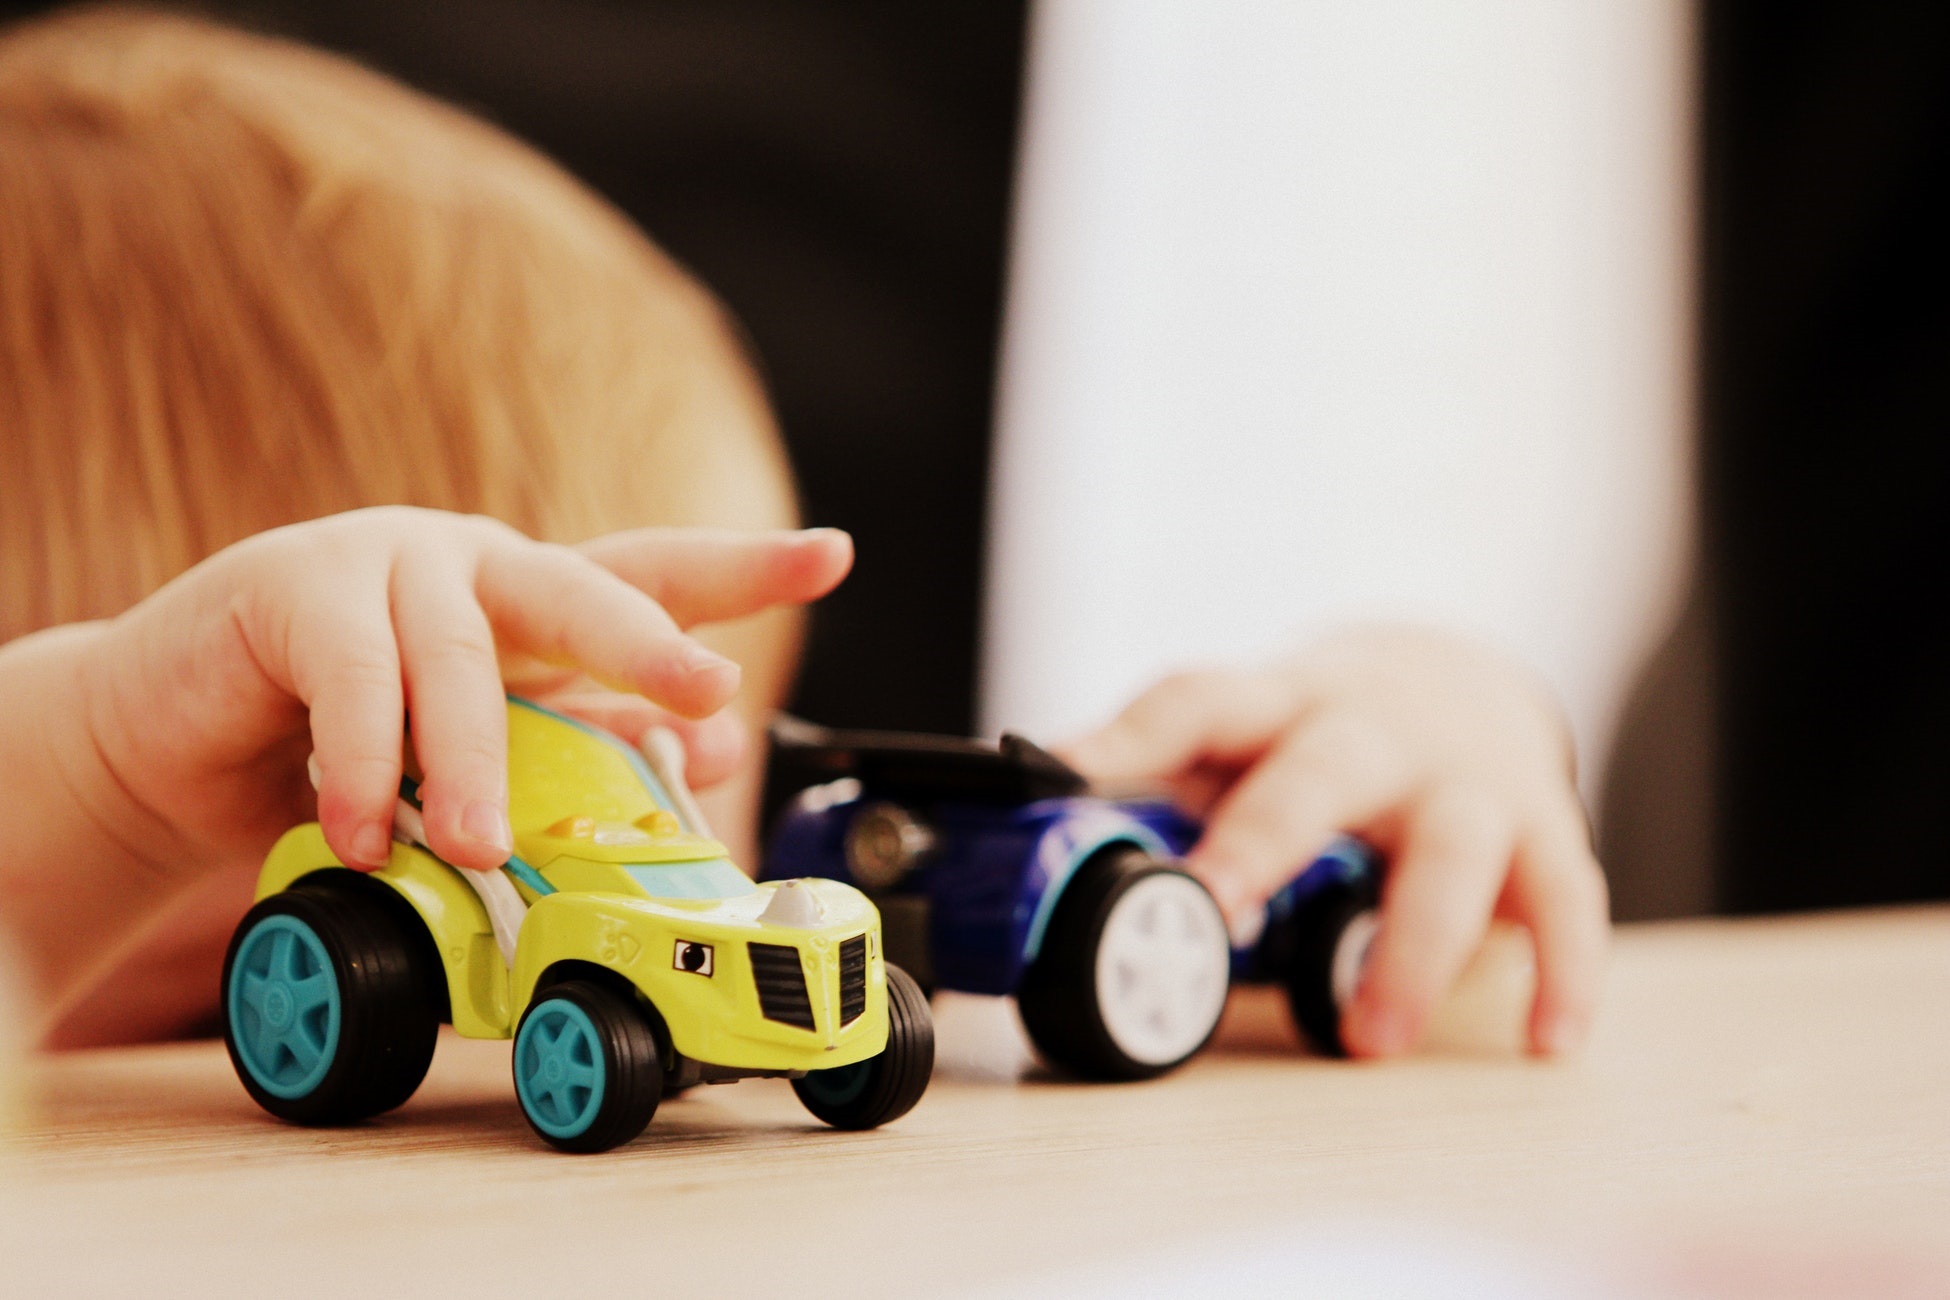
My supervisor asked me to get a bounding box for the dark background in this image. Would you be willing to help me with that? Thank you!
[1700,1,1950,912]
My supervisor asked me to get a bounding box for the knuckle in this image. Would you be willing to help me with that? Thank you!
[364,503,422,528]
[1203,816,1282,870]
[321,649,402,698]
[421,734,506,785]
[341,503,428,541]
[409,624,499,671]
[1205,801,1319,878]
[1142,667,1224,717]
[526,537,586,568]
[462,513,526,550]
[1292,709,1402,788]
[319,751,401,793]
[629,635,697,683]
[1418,782,1510,851]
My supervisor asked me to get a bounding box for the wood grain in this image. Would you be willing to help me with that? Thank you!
[3,909,1947,1296]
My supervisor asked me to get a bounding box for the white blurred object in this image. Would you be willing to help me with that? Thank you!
[974,1221,1600,1299]
[984,0,1695,798]
[638,727,714,840]
[931,990,1039,1083]
[305,754,524,967]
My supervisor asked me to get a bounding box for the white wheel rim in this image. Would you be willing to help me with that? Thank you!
[1093,872,1232,1067]
[1330,910,1382,1009]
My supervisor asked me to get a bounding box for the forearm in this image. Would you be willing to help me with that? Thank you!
[0,623,188,1027]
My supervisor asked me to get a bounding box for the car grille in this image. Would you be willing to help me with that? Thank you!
[749,943,815,1029]
[839,934,867,1025]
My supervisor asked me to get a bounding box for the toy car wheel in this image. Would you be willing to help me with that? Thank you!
[792,963,933,1130]
[221,877,442,1125]
[1279,871,1383,1056]
[514,979,664,1153]
[1016,847,1231,1081]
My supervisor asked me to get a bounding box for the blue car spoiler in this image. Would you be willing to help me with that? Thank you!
[768,714,1089,803]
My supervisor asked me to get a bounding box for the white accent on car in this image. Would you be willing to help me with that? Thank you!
[305,754,525,968]
[637,727,713,839]
[460,868,526,968]
[1094,873,1231,1067]
[797,777,863,813]
[758,879,826,928]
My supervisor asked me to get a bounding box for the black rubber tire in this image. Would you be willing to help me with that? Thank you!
[792,964,933,1130]
[220,876,442,1125]
[1016,847,1227,1081]
[514,979,665,1153]
[1279,871,1383,1057]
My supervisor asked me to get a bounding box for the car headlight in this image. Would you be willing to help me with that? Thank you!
[845,803,937,888]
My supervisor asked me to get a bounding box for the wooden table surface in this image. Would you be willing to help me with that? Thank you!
[3,909,1947,1297]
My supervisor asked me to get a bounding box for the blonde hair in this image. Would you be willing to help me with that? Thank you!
[0,6,795,639]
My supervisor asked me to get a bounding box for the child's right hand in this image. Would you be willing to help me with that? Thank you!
[0,507,851,1013]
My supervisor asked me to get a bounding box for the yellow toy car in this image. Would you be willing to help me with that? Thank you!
[220,698,933,1152]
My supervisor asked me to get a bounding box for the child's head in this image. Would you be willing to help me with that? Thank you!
[0,6,795,641]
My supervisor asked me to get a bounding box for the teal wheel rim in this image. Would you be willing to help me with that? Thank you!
[515,999,608,1139]
[800,1059,874,1107]
[227,914,342,1100]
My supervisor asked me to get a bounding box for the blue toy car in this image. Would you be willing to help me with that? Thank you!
[761,719,1382,1080]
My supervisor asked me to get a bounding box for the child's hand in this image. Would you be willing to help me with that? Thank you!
[1058,625,1608,1059]
[87,508,850,878]
[0,508,850,1017]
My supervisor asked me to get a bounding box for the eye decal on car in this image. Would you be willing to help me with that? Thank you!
[673,940,714,976]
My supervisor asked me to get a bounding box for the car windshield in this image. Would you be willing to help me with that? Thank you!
[624,858,756,901]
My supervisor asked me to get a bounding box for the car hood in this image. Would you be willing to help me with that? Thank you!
[597,875,876,936]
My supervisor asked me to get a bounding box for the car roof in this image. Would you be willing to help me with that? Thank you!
[769,715,1088,803]
[507,698,681,830]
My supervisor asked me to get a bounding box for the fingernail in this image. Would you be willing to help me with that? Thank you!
[351,823,393,868]
[462,800,513,856]
[681,644,738,678]
[1225,905,1267,951]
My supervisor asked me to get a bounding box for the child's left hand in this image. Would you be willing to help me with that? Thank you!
[1059,625,1609,1060]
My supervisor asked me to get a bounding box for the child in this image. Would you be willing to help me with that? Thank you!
[0,7,1604,1061]
[0,7,847,1044]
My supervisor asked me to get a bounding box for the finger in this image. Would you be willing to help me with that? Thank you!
[1341,788,1513,1058]
[392,550,514,871]
[577,527,853,628]
[478,543,740,719]
[1507,812,1609,1055]
[1058,667,1307,790]
[287,588,405,871]
[537,689,750,789]
[1182,709,1412,922]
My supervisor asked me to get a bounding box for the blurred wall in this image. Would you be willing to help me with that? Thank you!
[982,0,1698,822]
